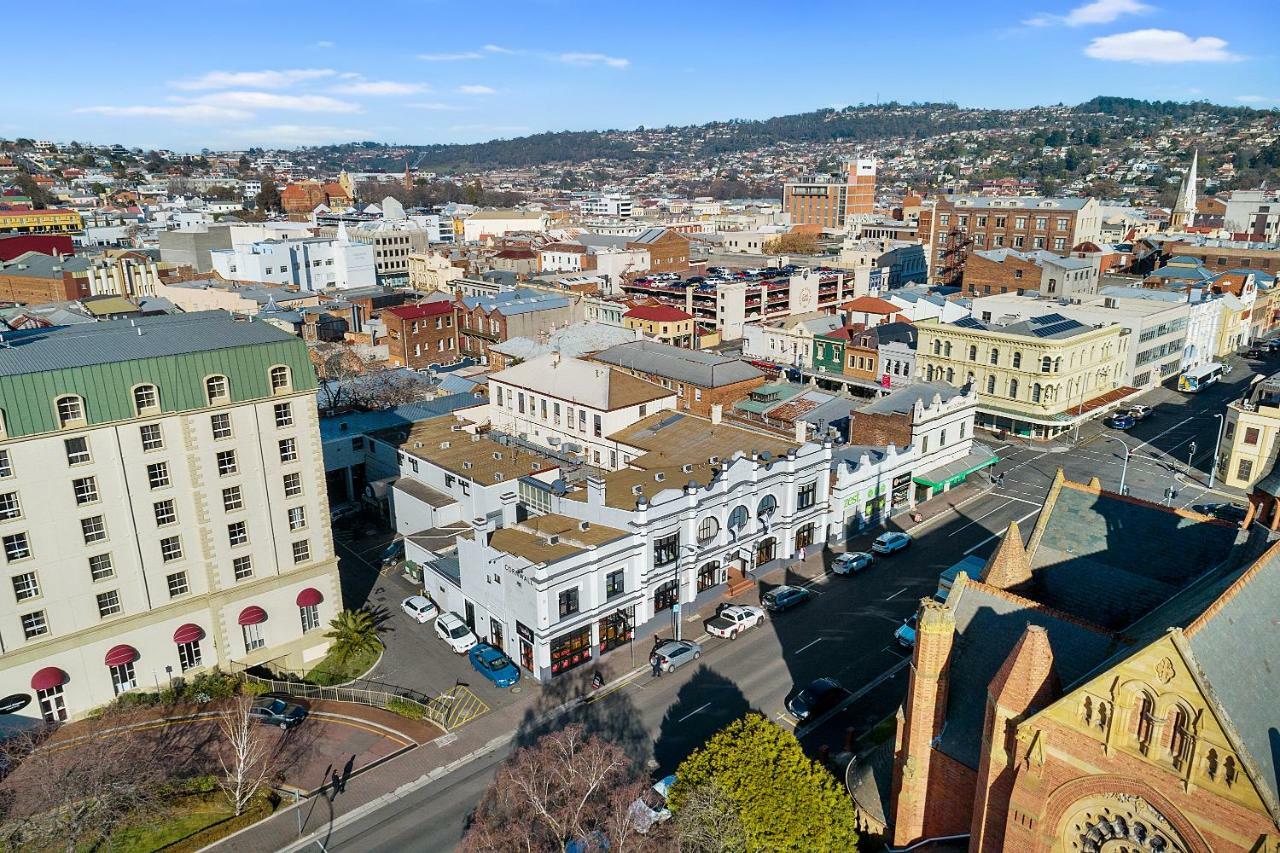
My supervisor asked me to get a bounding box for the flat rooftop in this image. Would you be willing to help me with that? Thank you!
[374,416,560,484]
[486,514,628,564]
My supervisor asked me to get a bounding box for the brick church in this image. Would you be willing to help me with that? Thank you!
[854,471,1280,852]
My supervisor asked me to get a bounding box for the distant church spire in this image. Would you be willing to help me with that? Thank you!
[1171,149,1198,231]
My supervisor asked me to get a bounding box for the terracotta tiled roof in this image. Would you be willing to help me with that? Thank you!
[987,624,1059,712]
[384,302,454,320]
[841,296,899,314]
[624,305,692,322]
[981,520,1033,590]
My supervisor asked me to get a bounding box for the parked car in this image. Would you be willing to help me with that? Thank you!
[435,611,479,653]
[1127,404,1153,420]
[653,640,702,672]
[629,775,677,834]
[1248,347,1266,359]
[401,595,438,623]
[468,643,520,688]
[761,585,813,613]
[704,604,765,639]
[871,531,912,555]
[250,695,308,729]
[895,614,919,649]
[379,538,405,568]
[1104,412,1136,430]
[832,551,874,575]
[1192,502,1248,523]
[329,502,363,526]
[786,677,846,721]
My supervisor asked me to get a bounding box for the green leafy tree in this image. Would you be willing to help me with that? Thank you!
[668,713,858,853]
[255,177,281,213]
[323,608,382,668]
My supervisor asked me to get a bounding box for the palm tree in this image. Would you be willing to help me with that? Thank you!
[323,608,383,669]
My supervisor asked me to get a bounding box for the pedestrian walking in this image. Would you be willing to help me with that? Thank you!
[649,651,662,678]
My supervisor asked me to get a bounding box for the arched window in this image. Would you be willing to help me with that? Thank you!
[1135,692,1156,755]
[926,364,936,381]
[1041,355,1053,373]
[989,347,1000,365]
[757,494,778,519]
[1224,755,1238,787]
[206,375,229,405]
[1008,379,1019,399]
[932,339,941,355]
[1205,748,1219,781]
[945,367,955,384]
[269,365,291,394]
[1081,696,1094,725]
[943,341,952,357]
[1169,706,1192,769]
[697,516,720,544]
[1012,351,1022,369]
[986,375,996,394]
[133,384,159,415]
[728,505,749,531]
[1032,383,1042,403]
[968,345,977,361]
[56,395,85,427]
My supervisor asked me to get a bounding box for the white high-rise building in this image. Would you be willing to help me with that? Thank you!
[0,312,340,725]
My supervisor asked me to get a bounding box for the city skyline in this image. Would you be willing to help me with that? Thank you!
[6,0,1276,151]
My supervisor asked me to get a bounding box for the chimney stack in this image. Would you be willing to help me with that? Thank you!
[586,475,606,506]
[710,403,723,425]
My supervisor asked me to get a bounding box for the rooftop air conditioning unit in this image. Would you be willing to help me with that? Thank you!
[440,441,450,449]
[654,472,665,482]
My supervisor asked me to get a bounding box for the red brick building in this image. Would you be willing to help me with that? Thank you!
[382,301,458,369]
[626,227,691,274]
[866,472,1280,852]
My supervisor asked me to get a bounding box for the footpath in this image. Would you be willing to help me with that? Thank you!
[205,481,994,852]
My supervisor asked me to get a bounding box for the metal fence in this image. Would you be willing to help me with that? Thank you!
[238,672,489,733]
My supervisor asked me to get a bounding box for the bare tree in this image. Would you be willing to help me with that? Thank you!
[216,696,275,817]
[671,780,747,853]
[0,713,174,851]
[461,724,665,853]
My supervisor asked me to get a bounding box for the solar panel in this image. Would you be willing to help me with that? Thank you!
[1033,312,1069,325]
[1031,320,1084,338]
[955,317,986,329]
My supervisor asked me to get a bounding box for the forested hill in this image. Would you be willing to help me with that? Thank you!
[314,97,1268,172]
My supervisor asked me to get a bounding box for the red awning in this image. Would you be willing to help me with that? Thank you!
[296,587,323,607]
[238,605,267,626]
[173,623,204,645]
[31,667,66,691]
[104,644,138,667]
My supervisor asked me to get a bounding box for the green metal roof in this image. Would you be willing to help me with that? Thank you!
[0,311,315,438]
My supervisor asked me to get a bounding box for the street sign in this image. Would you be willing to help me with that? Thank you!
[0,693,31,715]
[672,604,681,614]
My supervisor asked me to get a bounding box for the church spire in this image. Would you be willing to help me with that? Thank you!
[1171,149,1198,230]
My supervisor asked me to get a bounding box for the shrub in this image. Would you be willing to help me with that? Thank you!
[385,698,427,720]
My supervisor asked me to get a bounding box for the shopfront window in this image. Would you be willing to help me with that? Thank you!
[550,625,592,676]
[598,607,634,654]
[697,561,720,593]
[654,579,679,612]
[38,685,67,722]
[794,524,814,552]
[654,532,679,566]
[756,536,776,566]
[109,662,137,695]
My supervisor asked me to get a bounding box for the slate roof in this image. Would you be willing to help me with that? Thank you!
[859,381,966,416]
[488,322,639,362]
[1026,481,1240,630]
[0,310,297,377]
[591,340,764,387]
[0,250,92,278]
[491,353,672,411]
[939,578,1116,769]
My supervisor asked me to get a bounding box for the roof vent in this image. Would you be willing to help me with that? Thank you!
[463,461,473,470]
[681,463,693,473]
[414,441,423,449]
[493,472,503,482]
[708,455,719,464]
[451,424,463,432]
[654,472,665,482]
[439,441,450,450]
[493,451,502,460]
[632,484,643,495]
[471,433,480,442]
[578,520,590,531]
[546,534,560,545]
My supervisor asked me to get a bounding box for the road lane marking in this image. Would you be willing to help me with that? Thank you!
[1131,416,1194,454]
[963,507,1041,556]
[796,637,824,653]
[885,587,908,601]
[677,702,712,723]
[946,500,1013,537]
[795,657,911,739]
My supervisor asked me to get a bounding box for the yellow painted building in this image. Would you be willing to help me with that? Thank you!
[1219,372,1280,489]
[622,305,696,347]
[0,208,82,235]
[915,315,1129,439]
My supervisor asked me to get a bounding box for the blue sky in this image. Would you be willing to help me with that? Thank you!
[7,0,1275,151]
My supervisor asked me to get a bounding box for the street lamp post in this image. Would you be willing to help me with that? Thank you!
[1105,435,1131,496]
[1187,440,1198,480]
[1209,413,1225,489]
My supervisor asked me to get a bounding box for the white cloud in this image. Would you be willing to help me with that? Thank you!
[557,52,629,69]
[75,104,252,122]
[457,85,496,95]
[314,40,335,48]
[418,51,483,61]
[187,91,362,112]
[226,124,366,146]
[482,44,516,54]
[171,68,337,90]
[331,80,427,95]
[1236,95,1273,104]
[1025,0,1151,27]
[407,102,467,111]
[1084,29,1243,63]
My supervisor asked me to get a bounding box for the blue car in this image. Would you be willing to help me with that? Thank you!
[468,642,520,688]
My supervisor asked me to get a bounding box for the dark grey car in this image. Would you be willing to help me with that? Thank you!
[250,695,308,729]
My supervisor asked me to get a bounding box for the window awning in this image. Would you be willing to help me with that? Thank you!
[173,623,205,645]
[238,606,267,626]
[912,445,999,490]
[104,644,138,667]
[31,667,66,691]
[296,587,323,607]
